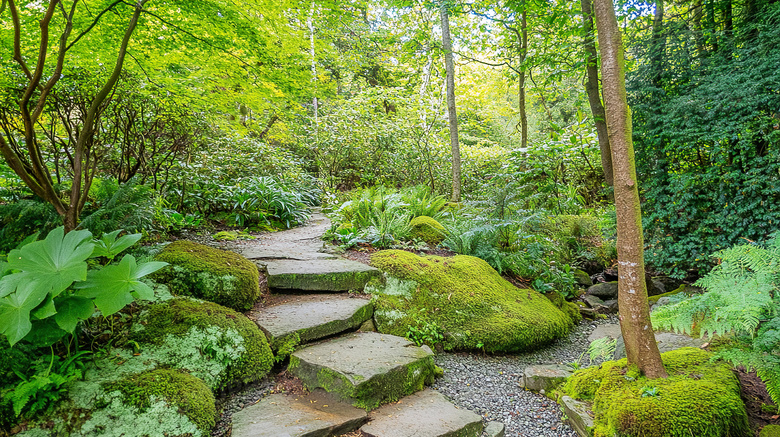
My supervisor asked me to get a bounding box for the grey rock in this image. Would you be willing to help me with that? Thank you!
[239,210,336,262]
[248,294,373,351]
[648,279,666,297]
[560,396,594,437]
[582,295,605,309]
[360,389,482,437]
[484,421,506,437]
[653,276,682,292]
[587,324,622,344]
[602,299,619,312]
[572,269,592,287]
[231,389,367,437]
[289,332,435,410]
[586,282,618,299]
[359,318,376,332]
[522,365,572,392]
[613,331,707,359]
[266,259,380,291]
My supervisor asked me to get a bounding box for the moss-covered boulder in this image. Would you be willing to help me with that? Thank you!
[562,347,750,437]
[369,250,573,353]
[131,298,273,390]
[409,216,445,245]
[153,240,261,311]
[544,292,583,324]
[761,425,780,437]
[103,368,217,434]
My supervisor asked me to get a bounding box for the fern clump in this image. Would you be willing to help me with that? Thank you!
[651,236,780,407]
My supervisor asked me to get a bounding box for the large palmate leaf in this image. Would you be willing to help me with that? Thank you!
[91,230,142,260]
[0,281,51,345]
[53,296,95,333]
[3,227,94,297]
[75,255,167,316]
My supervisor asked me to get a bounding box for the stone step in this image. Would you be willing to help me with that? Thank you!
[247,294,373,352]
[560,396,595,437]
[360,389,483,437]
[264,259,380,292]
[231,389,367,437]
[289,332,436,410]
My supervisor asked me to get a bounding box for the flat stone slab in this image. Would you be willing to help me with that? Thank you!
[249,295,373,351]
[231,390,367,437]
[266,259,380,292]
[360,389,482,437]
[560,396,594,437]
[522,364,572,392]
[587,324,622,344]
[484,421,506,437]
[289,332,435,410]
[614,331,707,360]
[239,210,336,262]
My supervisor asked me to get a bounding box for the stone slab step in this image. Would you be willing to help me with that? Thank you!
[289,332,435,410]
[521,364,572,392]
[360,389,483,437]
[231,389,367,437]
[248,294,373,351]
[265,259,380,292]
[560,396,595,437]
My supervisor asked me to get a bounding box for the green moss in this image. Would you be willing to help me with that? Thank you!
[213,231,238,241]
[153,240,260,311]
[562,348,750,437]
[544,292,583,324]
[131,298,273,390]
[273,332,301,363]
[761,425,780,437]
[409,216,445,245]
[104,368,216,433]
[648,284,692,304]
[369,250,573,353]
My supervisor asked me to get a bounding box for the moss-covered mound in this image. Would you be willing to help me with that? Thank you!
[104,368,216,433]
[369,250,573,353]
[131,298,273,390]
[544,291,583,324]
[153,240,261,311]
[409,216,445,245]
[761,425,780,437]
[562,347,750,437]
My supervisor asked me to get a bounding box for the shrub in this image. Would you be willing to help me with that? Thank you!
[104,368,216,433]
[153,240,261,311]
[409,216,445,245]
[130,298,273,390]
[79,179,155,236]
[0,199,60,252]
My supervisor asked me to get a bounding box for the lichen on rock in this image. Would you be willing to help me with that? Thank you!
[562,347,750,437]
[409,216,445,245]
[131,298,273,390]
[153,240,261,311]
[368,250,573,353]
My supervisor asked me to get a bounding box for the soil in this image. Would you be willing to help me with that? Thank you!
[735,367,780,435]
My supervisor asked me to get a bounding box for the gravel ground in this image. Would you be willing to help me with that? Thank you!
[210,316,618,437]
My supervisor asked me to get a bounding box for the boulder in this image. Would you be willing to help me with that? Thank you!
[409,216,446,245]
[369,250,573,353]
[761,425,780,437]
[560,396,594,437]
[522,364,572,392]
[586,282,618,299]
[572,269,593,287]
[153,240,262,311]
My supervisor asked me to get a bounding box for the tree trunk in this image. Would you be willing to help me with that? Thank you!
[593,0,668,379]
[518,10,528,149]
[441,4,461,202]
[692,0,705,55]
[651,0,665,89]
[581,0,613,187]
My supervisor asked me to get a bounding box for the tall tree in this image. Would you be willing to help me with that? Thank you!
[440,1,462,202]
[593,0,668,378]
[580,0,613,186]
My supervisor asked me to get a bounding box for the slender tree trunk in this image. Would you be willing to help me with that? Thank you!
[593,0,668,379]
[692,0,705,55]
[441,4,461,202]
[517,11,528,149]
[581,0,613,187]
[651,0,665,89]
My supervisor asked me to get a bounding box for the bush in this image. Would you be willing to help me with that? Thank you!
[409,216,445,245]
[104,368,216,433]
[369,250,573,352]
[0,199,60,252]
[131,298,273,390]
[562,348,750,437]
[153,240,261,311]
[79,179,155,236]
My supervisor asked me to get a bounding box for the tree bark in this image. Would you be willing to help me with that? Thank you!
[518,10,528,149]
[441,3,461,202]
[593,0,668,379]
[581,0,613,187]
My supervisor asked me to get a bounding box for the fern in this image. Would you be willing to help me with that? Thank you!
[79,179,155,235]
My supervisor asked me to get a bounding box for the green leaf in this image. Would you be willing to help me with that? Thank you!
[54,296,94,333]
[31,296,57,320]
[92,230,142,260]
[22,319,68,348]
[0,282,49,345]
[75,256,166,316]
[6,227,94,297]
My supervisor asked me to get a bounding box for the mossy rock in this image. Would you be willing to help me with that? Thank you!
[104,368,216,434]
[409,216,445,245]
[562,347,750,437]
[544,292,583,325]
[131,298,273,390]
[761,425,780,437]
[153,240,260,311]
[369,250,573,353]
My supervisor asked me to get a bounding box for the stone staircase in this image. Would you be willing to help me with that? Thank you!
[233,211,505,437]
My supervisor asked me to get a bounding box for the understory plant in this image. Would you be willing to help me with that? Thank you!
[652,235,780,407]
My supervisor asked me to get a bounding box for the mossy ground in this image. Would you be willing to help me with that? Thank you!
[104,368,216,432]
[562,347,750,437]
[131,298,273,390]
[409,216,445,245]
[369,250,573,353]
[153,240,261,311]
[761,425,780,437]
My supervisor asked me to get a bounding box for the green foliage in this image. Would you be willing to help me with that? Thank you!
[79,180,155,237]
[153,240,260,311]
[405,318,444,348]
[104,368,216,433]
[228,176,311,229]
[369,250,573,353]
[130,298,273,390]
[91,230,143,262]
[0,227,165,346]
[329,186,413,248]
[563,348,750,437]
[0,199,60,252]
